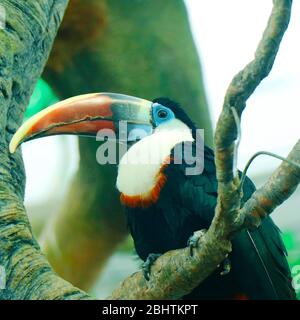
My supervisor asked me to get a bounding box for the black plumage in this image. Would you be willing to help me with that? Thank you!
[124,98,296,300]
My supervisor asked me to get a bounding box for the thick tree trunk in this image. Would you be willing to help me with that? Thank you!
[0,0,89,300]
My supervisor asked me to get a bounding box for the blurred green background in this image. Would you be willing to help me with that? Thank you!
[25,79,58,120]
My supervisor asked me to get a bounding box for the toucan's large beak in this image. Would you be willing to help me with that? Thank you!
[9,93,153,153]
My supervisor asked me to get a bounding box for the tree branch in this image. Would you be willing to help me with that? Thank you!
[109,230,231,300]
[240,139,300,228]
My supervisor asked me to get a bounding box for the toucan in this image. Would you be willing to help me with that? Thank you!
[10,93,296,299]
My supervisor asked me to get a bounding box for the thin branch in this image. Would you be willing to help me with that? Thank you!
[239,150,300,192]
[240,139,300,229]
[230,107,241,178]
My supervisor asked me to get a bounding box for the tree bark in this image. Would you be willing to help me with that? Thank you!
[0,0,89,300]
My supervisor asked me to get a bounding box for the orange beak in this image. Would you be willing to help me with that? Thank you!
[10,92,153,153]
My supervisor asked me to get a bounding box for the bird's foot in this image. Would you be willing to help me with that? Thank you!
[142,253,162,281]
[220,258,231,276]
[187,229,207,257]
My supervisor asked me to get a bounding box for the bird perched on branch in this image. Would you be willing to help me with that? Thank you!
[10,93,296,299]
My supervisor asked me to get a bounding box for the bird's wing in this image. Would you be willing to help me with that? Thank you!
[165,142,296,299]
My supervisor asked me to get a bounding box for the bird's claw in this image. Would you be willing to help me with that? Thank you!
[142,253,162,281]
[187,229,207,257]
[220,258,231,276]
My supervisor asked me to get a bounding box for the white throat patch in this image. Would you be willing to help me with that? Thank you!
[116,119,194,197]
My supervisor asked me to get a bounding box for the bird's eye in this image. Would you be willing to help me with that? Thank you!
[157,109,168,119]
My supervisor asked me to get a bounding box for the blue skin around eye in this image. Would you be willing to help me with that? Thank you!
[152,103,175,127]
